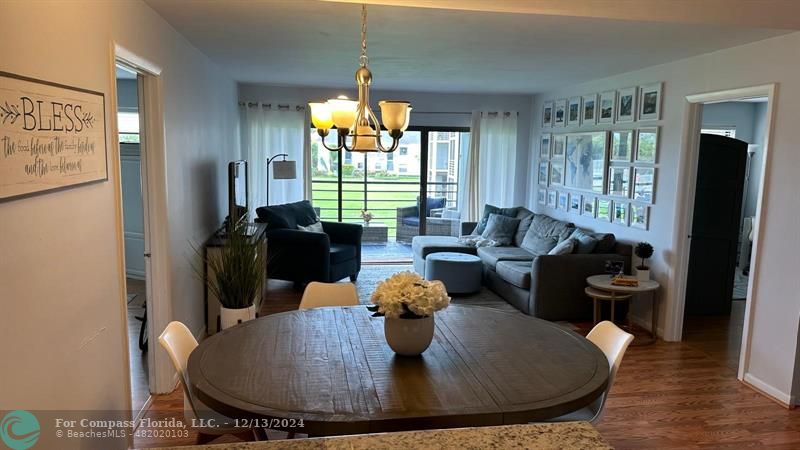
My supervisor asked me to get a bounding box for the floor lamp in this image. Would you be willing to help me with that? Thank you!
[266,153,297,206]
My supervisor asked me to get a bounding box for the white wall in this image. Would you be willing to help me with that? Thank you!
[528,31,800,404]
[0,1,238,444]
[238,84,534,206]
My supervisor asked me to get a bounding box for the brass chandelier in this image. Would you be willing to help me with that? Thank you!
[309,4,412,153]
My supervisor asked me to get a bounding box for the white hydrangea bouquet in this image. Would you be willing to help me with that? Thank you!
[368,271,450,319]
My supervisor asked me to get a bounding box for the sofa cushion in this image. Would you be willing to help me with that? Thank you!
[297,221,324,233]
[329,243,356,264]
[481,214,521,246]
[568,228,599,254]
[592,233,617,253]
[496,260,533,289]
[412,236,477,259]
[520,235,558,256]
[402,216,420,227]
[256,200,318,230]
[514,209,535,247]
[475,204,519,235]
[477,246,535,269]
[548,238,576,255]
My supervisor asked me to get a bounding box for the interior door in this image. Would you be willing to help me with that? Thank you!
[685,134,748,316]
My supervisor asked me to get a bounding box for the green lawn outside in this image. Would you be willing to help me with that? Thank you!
[311,175,422,233]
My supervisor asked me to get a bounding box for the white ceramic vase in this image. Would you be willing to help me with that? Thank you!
[384,315,434,356]
[635,267,650,281]
[220,304,257,330]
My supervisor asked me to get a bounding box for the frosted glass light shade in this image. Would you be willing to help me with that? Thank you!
[352,124,377,151]
[379,101,412,131]
[328,99,358,130]
[309,102,334,130]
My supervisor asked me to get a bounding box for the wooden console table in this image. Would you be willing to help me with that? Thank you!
[204,223,268,335]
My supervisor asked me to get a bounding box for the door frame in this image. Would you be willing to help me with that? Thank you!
[670,84,777,383]
[111,43,175,401]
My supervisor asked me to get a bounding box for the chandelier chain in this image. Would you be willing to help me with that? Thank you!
[359,3,368,67]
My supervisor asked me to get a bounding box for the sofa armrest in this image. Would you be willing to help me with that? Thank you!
[266,229,330,253]
[461,221,478,236]
[430,207,444,218]
[396,205,418,219]
[528,253,629,321]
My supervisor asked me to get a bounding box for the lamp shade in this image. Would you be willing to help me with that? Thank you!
[309,102,334,130]
[272,160,297,180]
[379,100,412,131]
[327,98,358,130]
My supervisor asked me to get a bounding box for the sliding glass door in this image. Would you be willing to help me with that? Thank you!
[310,127,469,262]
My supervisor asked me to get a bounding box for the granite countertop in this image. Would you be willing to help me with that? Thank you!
[144,422,612,450]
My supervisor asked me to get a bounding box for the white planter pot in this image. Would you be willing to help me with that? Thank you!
[384,315,435,356]
[634,267,650,281]
[220,304,257,330]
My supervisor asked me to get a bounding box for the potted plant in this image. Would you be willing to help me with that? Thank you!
[368,271,450,356]
[197,222,265,330]
[360,209,374,224]
[634,242,654,281]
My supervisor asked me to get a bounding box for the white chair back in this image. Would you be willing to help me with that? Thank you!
[299,282,360,310]
[158,321,200,418]
[586,320,634,422]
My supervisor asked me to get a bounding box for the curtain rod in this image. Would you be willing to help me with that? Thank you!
[239,102,305,111]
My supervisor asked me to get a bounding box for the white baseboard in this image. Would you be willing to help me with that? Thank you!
[743,373,793,406]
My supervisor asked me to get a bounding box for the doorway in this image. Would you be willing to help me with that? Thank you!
[116,64,151,415]
[676,88,774,382]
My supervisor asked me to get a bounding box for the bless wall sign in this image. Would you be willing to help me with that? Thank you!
[0,71,108,201]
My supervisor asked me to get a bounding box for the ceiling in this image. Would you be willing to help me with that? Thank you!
[144,0,792,94]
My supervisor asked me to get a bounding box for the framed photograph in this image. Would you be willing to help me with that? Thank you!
[542,101,554,127]
[616,87,637,123]
[582,196,596,218]
[638,82,662,121]
[596,198,612,222]
[538,161,549,185]
[635,127,659,163]
[550,164,564,186]
[608,166,631,198]
[558,191,569,211]
[582,94,597,125]
[547,190,558,208]
[630,204,650,230]
[553,99,567,127]
[610,130,634,162]
[633,167,656,204]
[564,132,608,193]
[537,188,547,205]
[605,260,625,274]
[540,133,552,159]
[567,96,581,126]
[551,134,566,162]
[613,202,628,226]
[598,90,615,124]
[569,193,582,214]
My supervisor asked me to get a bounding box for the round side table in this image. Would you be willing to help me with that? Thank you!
[586,274,661,344]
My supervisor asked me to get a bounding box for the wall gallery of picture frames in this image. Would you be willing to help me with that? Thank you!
[538,82,662,231]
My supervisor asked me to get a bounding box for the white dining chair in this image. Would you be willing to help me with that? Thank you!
[159,321,263,444]
[547,320,634,424]
[299,282,360,310]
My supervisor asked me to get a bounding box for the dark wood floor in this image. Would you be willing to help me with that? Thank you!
[127,277,150,415]
[134,279,800,449]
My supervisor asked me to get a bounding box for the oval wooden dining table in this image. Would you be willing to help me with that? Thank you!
[187,305,609,437]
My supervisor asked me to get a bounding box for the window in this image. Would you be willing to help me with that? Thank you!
[701,127,736,138]
[399,146,408,156]
[118,112,140,144]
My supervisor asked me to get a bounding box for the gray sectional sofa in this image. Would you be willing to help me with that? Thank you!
[412,206,632,322]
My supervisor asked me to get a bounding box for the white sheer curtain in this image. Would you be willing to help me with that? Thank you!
[240,104,307,208]
[458,111,482,221]
[477,111,517,208]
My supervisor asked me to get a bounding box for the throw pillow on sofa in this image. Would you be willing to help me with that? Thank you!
[568,228,599,254]
[297,221,324,233]
[481,213,521,246]
[521,234,558,256]
[592,232,617,253]
[513,210,535,247]
[548,238,576,255]
[474,204,519,235]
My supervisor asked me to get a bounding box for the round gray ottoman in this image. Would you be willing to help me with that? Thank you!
[424,252,482,294]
